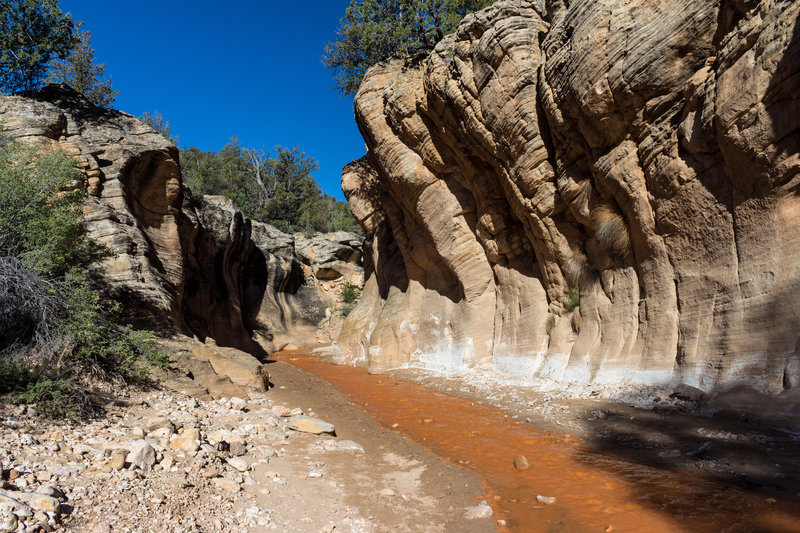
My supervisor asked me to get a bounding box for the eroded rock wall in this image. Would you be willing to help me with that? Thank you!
[0,85,329,357]
[338,0,800,393]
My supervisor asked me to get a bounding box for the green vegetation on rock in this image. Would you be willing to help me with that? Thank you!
[181,140,361,234]
[340,281,361,304]
[324,0,494,94]
[0,134,166,418]
[47,21,119,108]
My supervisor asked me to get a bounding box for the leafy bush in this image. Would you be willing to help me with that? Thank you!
[13,378,88,420]
[340,281,361,304]
[0,135,167,417]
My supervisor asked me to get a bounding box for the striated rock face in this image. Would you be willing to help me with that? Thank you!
[295,231,363,280]
[338,0,800,394]
[0,85,328,361]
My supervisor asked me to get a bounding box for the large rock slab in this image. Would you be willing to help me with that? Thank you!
[337,0,800,396]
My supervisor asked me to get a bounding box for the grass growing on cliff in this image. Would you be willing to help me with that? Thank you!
[340,281,361,304]
[0,134,167,418]
[565,291,580,312]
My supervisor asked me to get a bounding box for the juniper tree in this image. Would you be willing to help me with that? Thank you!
[324,0,494,95]
[47,22,118,107]
[0,0,77,93]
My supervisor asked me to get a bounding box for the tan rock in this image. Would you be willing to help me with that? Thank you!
[335,0,800,407]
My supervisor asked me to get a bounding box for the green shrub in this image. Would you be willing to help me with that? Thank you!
[340,303,355,317]
[340,281,361,304]
[13,378,88,420]
[545,313,557,334]
[565,291,580,312]
[0,135,168,418]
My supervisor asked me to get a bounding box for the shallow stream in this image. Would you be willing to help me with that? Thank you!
[274,351,800,532]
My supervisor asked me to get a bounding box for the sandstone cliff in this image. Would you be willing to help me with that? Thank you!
[338,0,800,394]
[0,85,359,394]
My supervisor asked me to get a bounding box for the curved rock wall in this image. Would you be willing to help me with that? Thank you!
[0,85,329,357]
[338,0,800,393]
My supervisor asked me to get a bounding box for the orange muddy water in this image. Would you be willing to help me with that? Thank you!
[273,351,800,532]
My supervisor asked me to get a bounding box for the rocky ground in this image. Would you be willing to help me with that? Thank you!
[0,365,497,533]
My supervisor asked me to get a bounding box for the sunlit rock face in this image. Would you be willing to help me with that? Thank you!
[339,0,800,393]
[0,85,326,356]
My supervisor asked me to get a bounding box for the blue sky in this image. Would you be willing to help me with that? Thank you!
[58,1,363,200]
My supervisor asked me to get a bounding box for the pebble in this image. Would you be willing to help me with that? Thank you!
[227,457,249,472]
[464,501,493,519]
[228,398,248,411]
[536,495,556,505]
[513,455,530,471]
[0,513,15,533]
[212,478,241,492]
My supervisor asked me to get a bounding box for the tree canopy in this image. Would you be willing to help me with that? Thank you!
[0,0,77,94]
[47,22,118,107]
[324,0,494,94]
[181,141,361,235]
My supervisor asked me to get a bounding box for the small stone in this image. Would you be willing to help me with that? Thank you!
[144,417,175,434]
[271,405,291,417]
[464,501,493,519]
[202,467,220,479]
[109,450,128,470]
[337,440,364,453]
[126,440,157,469]
[34,485,64,499]
[10,492,59,514]
[229,398,247,411]
[378,488,395,497]
[227,457,249,472]
[229,441,248,456]
[212,477,240,492]
[170,436,200,453]
[288,407,303,417]
[288,416,335,435]
[182,427,201,441]
[513,455,530,471]
[20,434,37,446]
[0,512,16,533]
[421,418,435,424]
[536,495,556,505]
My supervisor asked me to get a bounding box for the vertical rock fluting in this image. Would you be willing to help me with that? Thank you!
[339,0,800,392]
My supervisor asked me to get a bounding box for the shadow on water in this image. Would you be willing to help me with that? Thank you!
[272,351,800,533]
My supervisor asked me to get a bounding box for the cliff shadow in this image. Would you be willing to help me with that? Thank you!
[570,394,800,530]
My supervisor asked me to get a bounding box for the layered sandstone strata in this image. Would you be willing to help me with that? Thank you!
[0,85,341,362]
[338,0,800,394]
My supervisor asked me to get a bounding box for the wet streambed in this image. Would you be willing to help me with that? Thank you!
[273,351,800,532]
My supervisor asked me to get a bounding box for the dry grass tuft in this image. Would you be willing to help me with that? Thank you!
[592,205,630,257]
[564,250,595,288]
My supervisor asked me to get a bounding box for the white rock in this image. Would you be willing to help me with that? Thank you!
[536,495,556,505]
[464,501,493,519]
[227,457,250,472]
[229,397,248,411]
[125,440,157,469]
